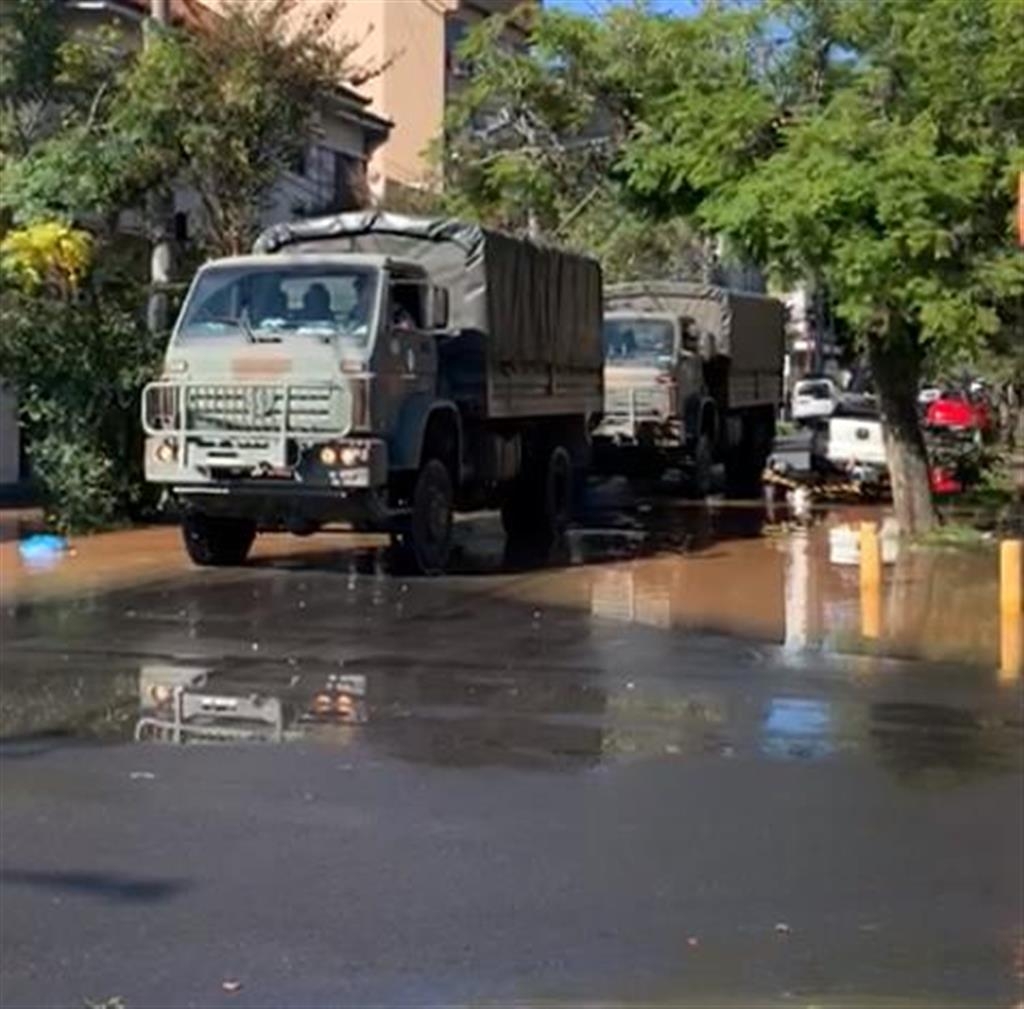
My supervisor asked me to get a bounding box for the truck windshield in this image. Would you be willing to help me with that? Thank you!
[603,319,675,363]
[177,264,378,346]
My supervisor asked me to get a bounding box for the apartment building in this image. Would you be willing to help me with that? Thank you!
[330,0,531,198]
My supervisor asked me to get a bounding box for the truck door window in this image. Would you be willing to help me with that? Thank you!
[389,283,424,331]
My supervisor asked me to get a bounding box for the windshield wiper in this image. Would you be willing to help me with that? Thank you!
[201,314,256,343]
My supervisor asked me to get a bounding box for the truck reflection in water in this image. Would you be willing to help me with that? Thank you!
[121,656,1023,787]
[135,664,367,745]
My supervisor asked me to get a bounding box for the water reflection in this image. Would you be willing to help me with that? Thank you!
[561,514,1004,669]
[126,660,1022,786]
[761,697,836,760]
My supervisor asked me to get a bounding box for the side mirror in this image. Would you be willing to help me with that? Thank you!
[431,288,450,330]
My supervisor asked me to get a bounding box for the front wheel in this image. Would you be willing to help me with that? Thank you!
[181,513,256,567]
[400,458,453,575]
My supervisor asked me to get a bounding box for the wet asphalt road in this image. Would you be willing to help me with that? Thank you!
[1,507,1022,1008]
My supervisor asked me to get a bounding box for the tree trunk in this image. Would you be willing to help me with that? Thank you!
[868,329,937,536]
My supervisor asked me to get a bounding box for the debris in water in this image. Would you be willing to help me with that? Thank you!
[129,771,156,781]
[774,922,791,934]
[221,979,243,994]
[18,533,68,570]
[686,936,699,948]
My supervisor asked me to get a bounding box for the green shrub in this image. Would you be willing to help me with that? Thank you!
[0,272,163,532]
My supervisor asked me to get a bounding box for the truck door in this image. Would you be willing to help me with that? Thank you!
[677,319,705,416]
[375,278,439,438]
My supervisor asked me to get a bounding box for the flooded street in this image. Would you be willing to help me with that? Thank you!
[1,489,1021,1006]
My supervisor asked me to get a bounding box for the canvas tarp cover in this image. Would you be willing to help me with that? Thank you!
[604,281,784,369]
[254,212,603,373]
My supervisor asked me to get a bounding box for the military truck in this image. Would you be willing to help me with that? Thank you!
[143,213,603,573]
[594,281,785,495]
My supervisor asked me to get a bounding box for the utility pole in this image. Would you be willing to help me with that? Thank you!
[146,0,173,334]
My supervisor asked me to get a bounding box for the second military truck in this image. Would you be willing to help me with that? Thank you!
[594,281,785,495]
[144,212,603,573]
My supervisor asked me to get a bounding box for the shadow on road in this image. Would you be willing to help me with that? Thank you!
[1,869,192,903]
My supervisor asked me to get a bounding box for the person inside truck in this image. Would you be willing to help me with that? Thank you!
[607,327,636,358]
[254,282,288,328]
[344,274,374,333]
[390,284,421,331]
[300,283,333,322]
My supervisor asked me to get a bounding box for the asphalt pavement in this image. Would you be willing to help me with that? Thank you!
[1,504,1021,1008]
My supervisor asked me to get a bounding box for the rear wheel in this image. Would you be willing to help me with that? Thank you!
[181,513,256,567]
[400,458,453,575]
[501,444,573,544]
[725,411,776,498]
[688,432,714,498]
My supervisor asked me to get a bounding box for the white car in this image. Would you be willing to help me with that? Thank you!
[791,377,839,422]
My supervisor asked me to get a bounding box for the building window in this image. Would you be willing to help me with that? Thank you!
[445,16,471,82]
[302,147,365,214]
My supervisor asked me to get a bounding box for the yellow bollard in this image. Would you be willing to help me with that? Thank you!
[1000,539,1023,681]
[860,521,882,641]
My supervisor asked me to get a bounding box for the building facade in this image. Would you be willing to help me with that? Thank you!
[317,0,530,198]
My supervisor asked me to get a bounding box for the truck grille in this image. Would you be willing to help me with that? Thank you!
[604,386,671,421]
[144,383,350,435]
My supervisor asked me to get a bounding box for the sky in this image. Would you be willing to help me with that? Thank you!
[545,0,703,15]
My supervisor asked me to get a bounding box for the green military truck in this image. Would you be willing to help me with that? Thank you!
[594,281,785,495]
[143,213,603,573]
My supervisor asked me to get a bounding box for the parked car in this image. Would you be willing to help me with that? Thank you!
[925,391,994,444]
[791,376,839,423]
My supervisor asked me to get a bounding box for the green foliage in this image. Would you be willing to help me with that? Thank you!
[0,0,64,157]
[0,263,162,532]
[620,0,1024,362]
[441,6,709,278]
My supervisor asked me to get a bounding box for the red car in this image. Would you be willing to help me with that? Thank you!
[925,392,993,440]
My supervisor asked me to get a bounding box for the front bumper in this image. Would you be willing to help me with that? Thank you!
[146,434,388,490]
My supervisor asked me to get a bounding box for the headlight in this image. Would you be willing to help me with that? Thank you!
[148,683,173,705]
[154,440,177,463]
[319,445,338,466]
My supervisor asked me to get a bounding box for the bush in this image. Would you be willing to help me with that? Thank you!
[0,265,163,532]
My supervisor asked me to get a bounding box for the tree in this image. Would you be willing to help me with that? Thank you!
[620,0,1024,533]
[441,6,709,280]
[0,224,161,530]
[2,0,378,255]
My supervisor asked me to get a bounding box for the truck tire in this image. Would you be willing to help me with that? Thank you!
[689,432,714,498]
[501,444,573,544]
[401,458,453,575]
[181,513,256,567]
[725,411,776,498]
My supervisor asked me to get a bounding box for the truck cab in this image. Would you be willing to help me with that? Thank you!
[144,252,454,567]
[595,311,705,476]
